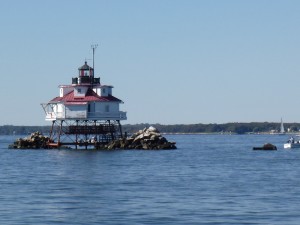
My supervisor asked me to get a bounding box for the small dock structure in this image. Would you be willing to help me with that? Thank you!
[41,47,127,149]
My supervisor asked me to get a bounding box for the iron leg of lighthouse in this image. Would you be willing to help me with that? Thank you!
[58,120,63,147]
[75,120,79,149]
[117,120,123,138]
[108,120,114,141]
[49,120,55,143]
[84,120,91,149]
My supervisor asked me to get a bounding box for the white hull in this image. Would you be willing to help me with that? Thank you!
[284,143,300,149]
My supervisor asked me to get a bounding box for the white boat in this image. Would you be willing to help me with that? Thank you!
[284,142,300,149]
[270,118,286,135]
[284,137,300,149]
[279,118,285,135]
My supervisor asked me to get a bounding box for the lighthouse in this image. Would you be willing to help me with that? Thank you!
[41,50,127,149]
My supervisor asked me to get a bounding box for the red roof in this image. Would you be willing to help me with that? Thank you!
[50,88,123,104]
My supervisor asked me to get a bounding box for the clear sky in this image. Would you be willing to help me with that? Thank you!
[1,0,300,125]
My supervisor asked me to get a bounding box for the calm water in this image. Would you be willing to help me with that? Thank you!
[0,134,300,225]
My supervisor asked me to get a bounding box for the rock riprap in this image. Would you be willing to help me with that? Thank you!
[9,132,51,149]
[104,126,176,150]
[8,127,176,150]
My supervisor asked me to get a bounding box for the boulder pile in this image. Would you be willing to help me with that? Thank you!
[104,126,176,150]
[9,132,51,149]
[8,127,176,150]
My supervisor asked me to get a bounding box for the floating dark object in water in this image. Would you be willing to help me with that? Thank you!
[253,143,277,150]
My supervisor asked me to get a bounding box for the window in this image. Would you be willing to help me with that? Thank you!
[77,88,81,93]
[105,105,109,112]
[103,88,106,93]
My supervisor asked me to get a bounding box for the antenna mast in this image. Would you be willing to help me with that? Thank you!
[91,44,98,75]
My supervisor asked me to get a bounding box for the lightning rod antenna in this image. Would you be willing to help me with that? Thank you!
[91,44,98,75]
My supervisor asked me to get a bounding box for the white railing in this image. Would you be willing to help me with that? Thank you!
[45,111,127,120]
[87,111,127,120]
[45,112,65,120]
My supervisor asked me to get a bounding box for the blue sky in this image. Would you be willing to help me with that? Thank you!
[1,0,300,125]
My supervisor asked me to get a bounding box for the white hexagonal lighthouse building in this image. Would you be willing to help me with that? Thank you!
[42,50,127,149]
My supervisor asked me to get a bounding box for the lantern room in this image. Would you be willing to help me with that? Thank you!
[72,61,100,85]
[79,61,93,77]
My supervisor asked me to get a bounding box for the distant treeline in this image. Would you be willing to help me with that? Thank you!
[123,123,299,134]
[0,122,299,135]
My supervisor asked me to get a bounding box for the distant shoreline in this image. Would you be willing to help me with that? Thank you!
[162,132,299,135]
[1,123,300,135]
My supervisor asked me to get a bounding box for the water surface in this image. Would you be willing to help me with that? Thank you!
[0,134,299,224]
